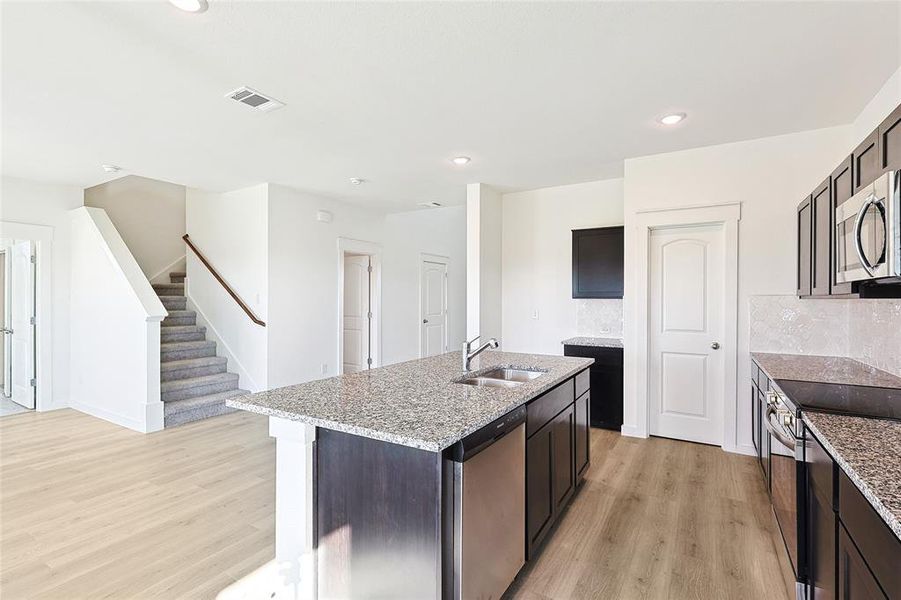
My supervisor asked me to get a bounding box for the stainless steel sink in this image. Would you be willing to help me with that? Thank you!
[456,368,544,388]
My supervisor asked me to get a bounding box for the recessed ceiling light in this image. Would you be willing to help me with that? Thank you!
[349,178,365,185]
[658,113,686,126]
[168,0,209,12]
[451,156,471,166]
[101,164,122,173]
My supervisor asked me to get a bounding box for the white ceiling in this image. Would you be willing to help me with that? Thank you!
[2,1,899,211]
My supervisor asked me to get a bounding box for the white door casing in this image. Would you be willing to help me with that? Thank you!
[420,256,448,358]
[648,225,724,445]
[10,240,35,409]
[342,255,371,374]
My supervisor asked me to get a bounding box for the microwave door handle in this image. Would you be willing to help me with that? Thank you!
[764,405,796,450]
[853,194,880,277]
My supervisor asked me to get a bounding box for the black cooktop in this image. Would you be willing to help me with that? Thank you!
[774,379,901,421]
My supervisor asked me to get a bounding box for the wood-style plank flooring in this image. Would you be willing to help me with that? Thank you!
[1,409,791,599]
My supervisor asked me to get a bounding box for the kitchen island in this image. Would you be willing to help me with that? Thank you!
[228,350,593,600]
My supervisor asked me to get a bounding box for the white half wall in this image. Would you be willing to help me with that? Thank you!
[84,175,187,283]
[68,207,166,432]
[622,125,851,453]
[1,176,83,410]
[466,183,502,343]
[502,179,624,354]
[185,184,269,392]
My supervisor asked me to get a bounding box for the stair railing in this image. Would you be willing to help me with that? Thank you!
[182,234,266,327]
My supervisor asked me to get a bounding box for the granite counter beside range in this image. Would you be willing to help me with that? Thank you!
[562,336,623,348]
[227,350,593,452]
[802,411,901,541]
[751,352,901,389]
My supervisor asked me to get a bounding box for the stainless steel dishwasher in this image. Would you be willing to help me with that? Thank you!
[449,405,526,600]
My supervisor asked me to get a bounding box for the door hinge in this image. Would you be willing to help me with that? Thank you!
[367,265,373,273]
[30,255,36,264]
[30,317,36,325]
[30,378,36,387]
[367,311,373,319]
[366,357,373,366]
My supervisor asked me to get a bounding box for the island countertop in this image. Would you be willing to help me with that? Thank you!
[227,350,593,452]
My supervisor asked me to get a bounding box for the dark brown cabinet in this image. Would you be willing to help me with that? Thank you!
[838,525,886,600]
[563,344,623,430]
[552,405,575,512]
[574,391,589,481]
[806,426,837,600]
[830,157,854,296]
[526,423,554,555]
[572,226,624,299]
[879,103,901,173]
[811,177,832,297]
[853,129,881,194]
[798,196,813,297]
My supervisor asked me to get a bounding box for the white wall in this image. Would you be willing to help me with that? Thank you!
[0,176,83,410]
[68,207,166,432]
[185,184,269,391]
[850,65,901,144]
[622,125,852,453]
[382,205,467,363]
[501,179,624,354]
[466,183,502,342]
[84,175,186,283]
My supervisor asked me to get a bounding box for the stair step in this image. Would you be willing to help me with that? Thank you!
[161,372,239,402]
[159,295,186,310]
[153,283,184,296]
[163,389,249,428]
[169,271,186,284]
[160,340,215,362]
[161,356,228,382]
[162,310,196,327]
[160,325,207,343]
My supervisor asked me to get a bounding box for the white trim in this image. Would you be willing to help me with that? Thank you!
[629,202,741,453]
[337,238,382,375]
[418,253,450,358]
[184,290,261,392]
[0,220,55,412]
[68,399,149,432]
[149,254,187,285]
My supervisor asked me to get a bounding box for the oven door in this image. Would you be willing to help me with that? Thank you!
[765,399,803,583]
[835,173,892,284]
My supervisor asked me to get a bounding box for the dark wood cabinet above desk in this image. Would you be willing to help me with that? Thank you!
[572,226,624,299]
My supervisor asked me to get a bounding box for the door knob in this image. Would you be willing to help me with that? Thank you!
[423,319,429,324]
[711,341,720,350]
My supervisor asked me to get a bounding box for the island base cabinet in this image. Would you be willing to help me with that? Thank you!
[574,391,590,481]
[526,424,554,558]
[838,525,886,600]
[552,404,575,512]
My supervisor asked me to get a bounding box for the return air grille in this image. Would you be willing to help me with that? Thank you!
[225,86,285,112]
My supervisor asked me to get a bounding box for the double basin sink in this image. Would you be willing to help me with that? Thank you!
[456,367,544,389]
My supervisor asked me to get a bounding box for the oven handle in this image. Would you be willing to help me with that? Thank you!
[853,193,885,277]
[764,405,796,450]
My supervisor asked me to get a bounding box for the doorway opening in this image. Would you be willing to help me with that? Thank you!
[337,239,381,375]
[420,254,449,358]
[0,239,36,416]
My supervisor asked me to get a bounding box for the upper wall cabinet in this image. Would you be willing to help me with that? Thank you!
[830,156,854,296]
[572,226,624,299]
[810,177,832,297]
[879,103,901,172]
[853,129,880,194]
[797,196,813,297]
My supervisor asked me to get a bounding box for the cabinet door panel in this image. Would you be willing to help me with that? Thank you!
[526,423,554,556]
[853,129,880,193]
[574,392,590,481]
[879,103,901,172]
[831,157,854,296]
[798,196,813,297]
[552,405,575,512]
[811,177,832,297]
[838,525,886,600]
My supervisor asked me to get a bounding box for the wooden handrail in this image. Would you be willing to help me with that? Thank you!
[182,234,266,327]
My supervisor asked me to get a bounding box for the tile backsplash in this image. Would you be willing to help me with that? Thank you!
[576,299,624,338]
[749,295,901,377]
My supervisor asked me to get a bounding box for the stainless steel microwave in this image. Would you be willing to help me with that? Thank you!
[834,170,900,284]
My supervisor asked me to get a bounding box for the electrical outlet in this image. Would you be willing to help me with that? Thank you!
[321,363,328,375]
[531,310,539,320]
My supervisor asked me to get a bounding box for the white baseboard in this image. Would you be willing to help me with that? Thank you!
[724,442,756,457]
[69,399,153,433]
[185,293,261,393]
[620,424,648,438]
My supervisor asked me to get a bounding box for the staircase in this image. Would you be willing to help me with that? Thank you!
[155,272,249,427]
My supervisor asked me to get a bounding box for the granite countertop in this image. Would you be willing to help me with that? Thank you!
[751,352,901,389]
[227,351,593,452]
[802,411,901,541]
[562,336,623,348]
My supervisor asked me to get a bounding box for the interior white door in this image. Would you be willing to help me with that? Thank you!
[420,259,447,357]
[648,224,724,445]
[10,241,35,409]
[343,255,371,374]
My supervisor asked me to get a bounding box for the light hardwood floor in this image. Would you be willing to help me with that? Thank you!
[1,409,791,599]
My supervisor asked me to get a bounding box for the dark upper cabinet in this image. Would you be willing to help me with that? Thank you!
[798,196,813,297]
[853,129,881,193]
[831,157,854,296]
[572,226,624,299]
[879,103,901,173]
[811,177,832,297]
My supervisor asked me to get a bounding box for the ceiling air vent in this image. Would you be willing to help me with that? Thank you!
[225,86,285,112]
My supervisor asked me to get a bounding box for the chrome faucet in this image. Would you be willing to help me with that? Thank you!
[462,335,499,371]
